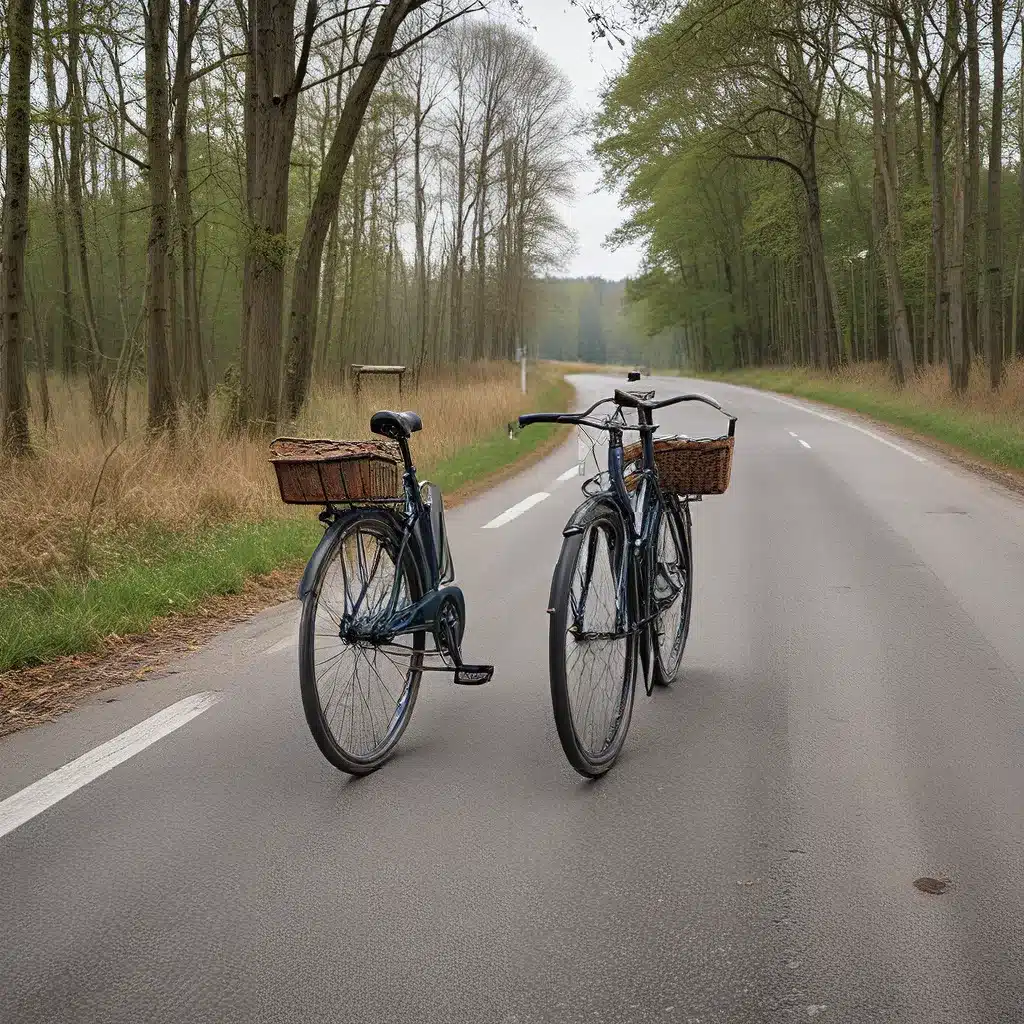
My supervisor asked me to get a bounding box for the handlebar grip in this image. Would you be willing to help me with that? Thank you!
[518,412,569,427]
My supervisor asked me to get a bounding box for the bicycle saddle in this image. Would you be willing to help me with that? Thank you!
[370,410,423,440]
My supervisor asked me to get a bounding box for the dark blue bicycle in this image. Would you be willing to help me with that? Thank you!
[277,411,493,775]
[518,378,736,776]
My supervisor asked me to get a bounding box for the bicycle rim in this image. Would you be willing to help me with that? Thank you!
[550,506,636,776]
[300,512,424,774]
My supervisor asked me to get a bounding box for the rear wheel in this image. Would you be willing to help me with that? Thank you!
[299,510,425,775]
[652,497,693,687]
[549,503,637,777]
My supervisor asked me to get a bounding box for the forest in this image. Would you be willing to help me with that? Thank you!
[0,0,582,455]
[593,0,1024,392]
[528,275,680,367]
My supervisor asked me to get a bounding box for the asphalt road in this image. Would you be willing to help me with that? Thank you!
[2,373,1024,1023]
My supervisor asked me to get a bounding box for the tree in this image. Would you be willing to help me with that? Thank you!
[1,0,35,456]
[143,0,178,432]
[282,2,492,421]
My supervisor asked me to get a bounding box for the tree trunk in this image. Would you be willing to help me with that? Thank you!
[282,2,410,420]
[172,0,208,416]
[986,0,1005,387]
[38,0,79,386]
[964,0,981,360]
[1015,22,1024,362]
[929,97,951,379]
[413,77,430,376]
[805,172,839,369]
[28,277,52,432]
[67,0,108,425]
[144,0,177,432]
[869,33,915,384]
[948,67,969,395]
[238,0,302,430]
[910,4,927,183]
[1,0,35,456]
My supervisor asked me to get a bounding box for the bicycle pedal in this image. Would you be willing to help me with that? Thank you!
[454,665,493,686]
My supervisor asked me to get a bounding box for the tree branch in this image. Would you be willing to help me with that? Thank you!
[85,128,150,171]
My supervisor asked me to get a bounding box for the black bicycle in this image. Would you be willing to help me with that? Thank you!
[518,378,736,777]
[273,411,493,775]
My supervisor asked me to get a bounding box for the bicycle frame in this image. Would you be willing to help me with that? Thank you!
[306,434,461,647]
[596,408,672,689]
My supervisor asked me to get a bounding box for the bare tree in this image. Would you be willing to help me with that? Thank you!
[1,0,34,455]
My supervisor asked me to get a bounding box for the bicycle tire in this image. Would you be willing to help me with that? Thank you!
[299,509,425,775]
[549,502,637,777]
[651,496,693,687]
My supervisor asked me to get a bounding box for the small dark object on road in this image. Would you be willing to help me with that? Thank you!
[913,877,950,895]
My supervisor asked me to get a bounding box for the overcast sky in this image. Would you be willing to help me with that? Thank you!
[495,0,644,282]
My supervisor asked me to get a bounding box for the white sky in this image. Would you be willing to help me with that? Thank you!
[496,0,644,281]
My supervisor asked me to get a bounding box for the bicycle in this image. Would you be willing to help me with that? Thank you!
[517,376,736,777]
[270,410,493,775]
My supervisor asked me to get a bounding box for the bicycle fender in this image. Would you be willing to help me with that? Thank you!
[561,495,622,537]
[297,518,348,601]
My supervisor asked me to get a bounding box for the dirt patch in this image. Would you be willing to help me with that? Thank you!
[0,567,301,737]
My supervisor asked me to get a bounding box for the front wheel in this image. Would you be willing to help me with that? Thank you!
[298,510,425,775]
[549,503,637,777]
[652,497,693,687]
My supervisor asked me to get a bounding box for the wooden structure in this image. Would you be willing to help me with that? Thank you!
[349,364,407,397]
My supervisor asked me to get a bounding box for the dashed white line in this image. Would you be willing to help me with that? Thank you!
[799,439,812,449]
[788,431,798,438]
[0,692,221,841]
[556,466,580,483]
[760,392,929,463]
[482,492,550,529]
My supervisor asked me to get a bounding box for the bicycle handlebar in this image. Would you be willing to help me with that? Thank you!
[517,411,641,432]
[518,390,737,436]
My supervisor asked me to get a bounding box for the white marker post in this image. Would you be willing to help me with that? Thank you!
[517,346,527,394]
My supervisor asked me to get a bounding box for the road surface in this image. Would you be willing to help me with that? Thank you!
[2,373,1024,1023]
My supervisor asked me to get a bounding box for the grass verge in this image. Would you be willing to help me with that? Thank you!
[0,369,572,674]
[708,363,1024,476]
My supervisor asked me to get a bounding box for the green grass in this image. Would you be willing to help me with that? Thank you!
[0,374,573,674]
[708,367,1024,474]
[427,374,573,492]
[0,520,321,672]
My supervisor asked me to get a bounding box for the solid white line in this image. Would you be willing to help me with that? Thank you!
[556,466,579,483]
[761,392,928,463]
[0,692,221,841]
[482,492,550,529]
[799,439,812,449]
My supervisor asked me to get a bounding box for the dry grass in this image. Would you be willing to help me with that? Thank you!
[1,361,541,590]
[820,359,1024,419]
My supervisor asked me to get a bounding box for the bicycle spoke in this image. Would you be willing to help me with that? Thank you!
[563,520,628,759]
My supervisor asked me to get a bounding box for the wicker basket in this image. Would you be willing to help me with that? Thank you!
[623,435,735,496]
[269,437,402,504]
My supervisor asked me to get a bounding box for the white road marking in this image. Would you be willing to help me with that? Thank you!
[0,692,221,841]
[761,392,929,463]
[482,492,550,529]
[799,439,812,449]
[788,431,798,438]
[556,466,579,483]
